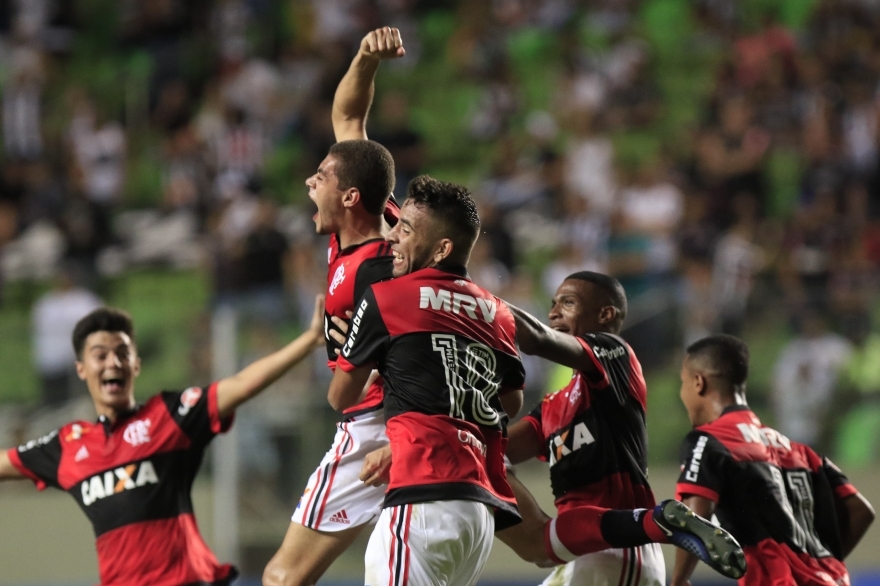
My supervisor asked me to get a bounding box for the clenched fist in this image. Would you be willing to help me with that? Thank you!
[360,27,405,61]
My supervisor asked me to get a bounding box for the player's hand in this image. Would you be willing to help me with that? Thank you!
[309,294,326,349]
[359,27,405,61]
[329,311,353,352]
[359,445,392,486]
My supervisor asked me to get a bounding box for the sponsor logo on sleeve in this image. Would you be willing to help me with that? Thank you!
[684,435,709,482]
[178,387,203,416]
[18,429,58,453]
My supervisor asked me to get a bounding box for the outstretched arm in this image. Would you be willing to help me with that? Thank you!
[507,304,599,375]
[671,495,716,586]
[0,451,24,481]
[215,295,325,419]
[838,492,875,559]
[332,26,405,142]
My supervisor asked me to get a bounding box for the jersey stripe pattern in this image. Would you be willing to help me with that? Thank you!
[522,332,655,513]
[676,406,855,585]
[325,199,399,417]
[336,264,525,530]
[7,384,236,586]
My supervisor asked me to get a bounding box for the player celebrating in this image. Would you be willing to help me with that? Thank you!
[497,272,747,583]
[263,26,405,586]
[0,298,325,586]
[672,334,875,586]
[329,176,525,586]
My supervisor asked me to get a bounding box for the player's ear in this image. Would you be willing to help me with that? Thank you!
[598,306,617,324]
[342,187,361,209]
[695,372,708,396]
[433,238,454,263]
[75,360,87,381]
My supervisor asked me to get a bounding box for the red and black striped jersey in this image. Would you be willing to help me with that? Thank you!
[325,198,399,417]
[336,264,525,530]
[676,406,856,586]
[7,384,235,586]
[522,332,655,513]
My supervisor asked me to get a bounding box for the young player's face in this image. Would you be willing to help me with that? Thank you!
[386,200,443,277]
[548,280,606,336]
[306,154,346,235]
[76,331,141,413]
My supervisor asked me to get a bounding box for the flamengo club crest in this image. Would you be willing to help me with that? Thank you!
[329,264,346,295]
[123,419,152,447]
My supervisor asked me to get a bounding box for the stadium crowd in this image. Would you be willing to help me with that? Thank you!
[3,1,880,459]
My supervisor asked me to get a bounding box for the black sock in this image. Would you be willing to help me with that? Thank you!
[599,509,652,548]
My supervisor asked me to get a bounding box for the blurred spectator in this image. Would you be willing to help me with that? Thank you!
[3,47,44,160]
[371,91,425,201]
[31,267,102,405]
[67,94,127,208]
[772,310,852,449]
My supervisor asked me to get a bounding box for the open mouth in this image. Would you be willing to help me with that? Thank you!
[551,325,570,334]
[101,377,126,393]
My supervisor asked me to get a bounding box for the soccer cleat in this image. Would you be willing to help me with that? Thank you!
[653,499,747,580]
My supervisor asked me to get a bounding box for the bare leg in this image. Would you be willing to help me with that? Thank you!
[263,522,367,586]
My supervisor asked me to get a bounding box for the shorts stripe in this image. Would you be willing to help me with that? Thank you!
[617,548,629,586]
[313,423,353,529]
[306,424,352,529]
[387,507,399,586]
[301,467,322,527]
[633,546,642,586]
[390,505,411,586]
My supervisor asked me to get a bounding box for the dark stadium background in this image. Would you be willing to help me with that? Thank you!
[0,0,879,584]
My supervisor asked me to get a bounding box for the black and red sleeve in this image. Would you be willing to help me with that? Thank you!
[337,287,391,371]
[162,384,233,447]
[522,401,548,460]
[820,455,858,499]
[8,429,62,490]
[353,254,394,303]
[575,333,632,400]
[675,430,727,503]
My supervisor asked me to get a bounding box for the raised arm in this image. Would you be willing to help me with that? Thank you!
[215,295,325,419]
[507,303,599,375]
[0,450,25,481]
[332,26,405,142]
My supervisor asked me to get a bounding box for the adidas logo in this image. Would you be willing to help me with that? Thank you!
[75,446,90,462]
[328,510,350,524]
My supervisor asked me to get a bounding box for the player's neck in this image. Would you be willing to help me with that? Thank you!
[336,212,388,250]
[94,399,137,424]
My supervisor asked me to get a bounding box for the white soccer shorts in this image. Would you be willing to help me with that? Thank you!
[538,544,665,586]
[365,501,495,586]
[291,410,388,531]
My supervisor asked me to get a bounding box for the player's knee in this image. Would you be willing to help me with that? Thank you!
[262,558,309,586]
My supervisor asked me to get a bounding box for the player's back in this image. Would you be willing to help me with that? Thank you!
[680,406,852,585]
[337,264,525,529]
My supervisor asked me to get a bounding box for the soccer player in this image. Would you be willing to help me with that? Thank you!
[497,272,748,583]
[672,334,875,586]
[262,26,405,586]
[0,297,326,586]
[329,176,525,586]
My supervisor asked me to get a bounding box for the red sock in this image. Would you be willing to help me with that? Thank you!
[544,506,613,562]
[642,509,669,544]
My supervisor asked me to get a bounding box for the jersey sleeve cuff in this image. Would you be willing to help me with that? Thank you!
[207,382,234,435]
[675,482,719,503]
[336,355,372,373]
[574,337,609,387]
[7,448,47,490]
[521,416,548,459]
[835,483,859,499]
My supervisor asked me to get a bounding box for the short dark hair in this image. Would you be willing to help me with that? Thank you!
[406,175,481,262]
[328,140,395,215]
[686,334,750,388]
[565,271,628,326]
[73,308,135,359]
